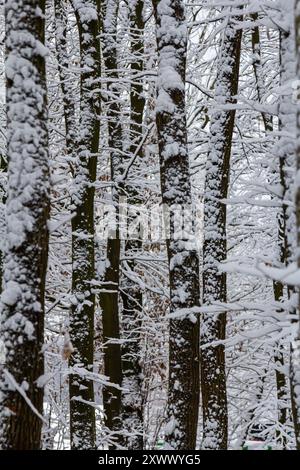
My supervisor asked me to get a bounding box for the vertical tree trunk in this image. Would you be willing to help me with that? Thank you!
[293,0,300,449]
[0,154,7,294]
[251,13,289,447]
[69,0,100,450]
[54,0,76,157]
[277,1,300,448]
[99,0,123,446]
[120,0,145,449]
[152,0,200,450]
[201,11,242,450]
[0,0,50,449]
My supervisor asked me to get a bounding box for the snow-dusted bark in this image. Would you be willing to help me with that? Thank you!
[251,13,289,446]
[201,11,242,450]
[99,0,123,446]
[120,0,145,450]
[54,0,76,156]
[275,0,300,449]
[152,0,200,450]
[69,0,100,450]
[293,0,300,449]
[0,155,6,294]
[0,0,50,449]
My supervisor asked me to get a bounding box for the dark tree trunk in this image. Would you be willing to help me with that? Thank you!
[69,0,100,450]
[120,0,145,450]
[99,0,123,447]
[201,10,242,450]
[0,0,50,449]
[152,0,200,450]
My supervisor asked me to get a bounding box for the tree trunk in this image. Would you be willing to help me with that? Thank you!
[293,0,300,449]
[152,0,200,450]
[120,0,145,450]
[0,0,50,449]
[252,13,289,448]
[201,10,242,450]
[99,0,123,447]
[69,0,100,450]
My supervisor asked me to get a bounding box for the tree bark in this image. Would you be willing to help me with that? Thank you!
[251,13,289,448]
[293,0,300,449]
[99,0,123,447]
[120,0,145,450]
[0,0,50,449]
[69,0,100,450]
[201,10,242,450]
[152,0,200,450]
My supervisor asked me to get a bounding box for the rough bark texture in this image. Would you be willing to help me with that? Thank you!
[252,13,289,447]
[69,0,100,450]
[0,0,50,449]
[54,0,76,156]
[293,0,300,449]
[120,0,145,450]
[201,12,241,450]
[99,0,123,446]
[153,0,200,450]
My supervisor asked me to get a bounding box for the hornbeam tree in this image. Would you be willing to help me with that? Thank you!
[0,0,50,449]
[152,0,200,450]
[201,9,242,450]
[293,0,300,449]
[99,0,123,446]
[68,0,100,450]
[120,0,145,450]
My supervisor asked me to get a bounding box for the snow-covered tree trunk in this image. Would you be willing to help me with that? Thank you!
[293,0,300,449]
[152,0,200,450]
[252,13,289,446]
[54,0,76,156]
[275,0,300,448]
[201,11,242,450]
[99,0,123,446]
[120,0,145,450]
[0,155,6,295]
[0,0,50,449]
[69,0,100,450]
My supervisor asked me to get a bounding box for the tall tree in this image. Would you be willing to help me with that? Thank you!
[0,0,50,449]
[68,0,100,450]
[201,9,242,449]
[152,0,200,450]
[120,0,145,450]
[99,0,123,446]
[251,12,289,447]
[277,0,300,448]
[293,0,300,449]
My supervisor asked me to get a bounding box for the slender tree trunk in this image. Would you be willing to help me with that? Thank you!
[54,0,76,156]
[251,13,289,447]
[0,0,50,449]
[120,0,145,449]
[69,0,100,450]
[276,1,300,448]
[99,0,123,446]
[0,154,7,294]
[293,0,300,449]
[201,10,242,450]
[152,0,200,450]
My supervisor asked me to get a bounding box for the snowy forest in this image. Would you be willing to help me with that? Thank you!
[0,0,300,453]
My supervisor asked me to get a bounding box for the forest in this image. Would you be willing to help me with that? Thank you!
[0,0,300,452]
